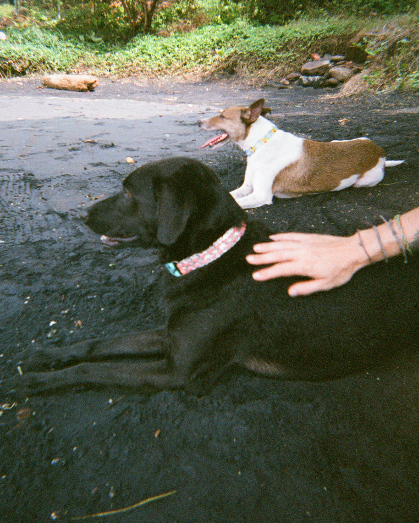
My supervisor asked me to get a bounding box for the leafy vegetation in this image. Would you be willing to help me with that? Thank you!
[243,0,415,24]
[0,0,418,91]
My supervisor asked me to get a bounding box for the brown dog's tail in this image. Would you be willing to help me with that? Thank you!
[385,160,404,167]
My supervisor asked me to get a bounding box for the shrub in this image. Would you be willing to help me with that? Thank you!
[239,0,415,24]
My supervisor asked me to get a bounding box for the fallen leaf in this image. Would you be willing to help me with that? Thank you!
[88,193,105,201]
[17,407,33,420]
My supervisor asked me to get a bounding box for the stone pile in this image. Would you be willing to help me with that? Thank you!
[279,55,363,88]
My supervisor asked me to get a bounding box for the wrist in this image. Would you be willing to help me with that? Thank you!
[352,230,374,269]
[356,220,406,265]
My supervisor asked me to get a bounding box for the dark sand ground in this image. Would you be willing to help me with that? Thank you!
[1,77,419,522]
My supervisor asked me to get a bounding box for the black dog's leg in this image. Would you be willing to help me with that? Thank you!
[1,329,195,395]
[15,329,169,372]
[3,357,188,396]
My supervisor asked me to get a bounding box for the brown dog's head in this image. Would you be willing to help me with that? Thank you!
[84,157,246,260]
[200,98,271,149]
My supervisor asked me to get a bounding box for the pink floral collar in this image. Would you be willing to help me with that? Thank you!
[165,222,246,277]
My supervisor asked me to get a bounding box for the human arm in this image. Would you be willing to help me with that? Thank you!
[246,207,419,297]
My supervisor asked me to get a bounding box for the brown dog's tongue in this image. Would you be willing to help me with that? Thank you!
[200,132,229,148]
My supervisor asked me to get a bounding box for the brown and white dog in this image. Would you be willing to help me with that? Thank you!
[200,98,404,209]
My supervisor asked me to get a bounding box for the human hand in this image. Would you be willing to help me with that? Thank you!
[246,232,369,297]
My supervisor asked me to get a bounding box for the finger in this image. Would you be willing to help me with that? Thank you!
[252,241,301,254]
[251,262,304,281]
[246,251,293,265]
[288,279,334,297]
[269,232,332,243]
[269,232,316,242]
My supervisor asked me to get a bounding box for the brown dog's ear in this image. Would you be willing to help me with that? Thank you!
[241,98,265,124]
[154,177,195,246]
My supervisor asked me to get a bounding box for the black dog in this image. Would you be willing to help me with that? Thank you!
[4,157,419,395]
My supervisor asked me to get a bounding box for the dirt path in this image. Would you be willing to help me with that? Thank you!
[1,78,419,523]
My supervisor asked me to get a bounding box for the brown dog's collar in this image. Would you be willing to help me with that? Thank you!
[245,126,278,157]
[165,222,246,277]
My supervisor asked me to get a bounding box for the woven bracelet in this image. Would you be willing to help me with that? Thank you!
[394,214,414,256]
[373,225,389,263]
[380,215,408,263]
[357,230,373,263]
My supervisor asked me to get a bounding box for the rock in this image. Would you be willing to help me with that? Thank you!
[286,72,301,82]
[329,66,356,83]
[330,55,345,63]
[298,75,313,87]
[301,59,331,76]
[42,74,99,92]
[326,77,340,87]
[312,76,326,88]
[278,78,290,87]
[298,75,325,87]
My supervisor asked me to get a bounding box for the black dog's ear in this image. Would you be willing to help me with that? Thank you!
[261,106,271,116]
[154,177,195,246]
[241,98,265,124]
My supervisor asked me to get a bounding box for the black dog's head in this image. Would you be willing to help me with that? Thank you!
[85,157,246,260]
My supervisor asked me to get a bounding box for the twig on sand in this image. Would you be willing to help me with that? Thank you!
[70,490,177,520]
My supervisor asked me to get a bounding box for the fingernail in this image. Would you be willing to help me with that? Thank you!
[288,288,298,297]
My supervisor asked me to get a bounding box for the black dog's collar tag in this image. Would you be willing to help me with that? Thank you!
[165,262,183,277]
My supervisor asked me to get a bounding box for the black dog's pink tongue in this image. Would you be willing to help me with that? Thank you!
[200,132,228,148]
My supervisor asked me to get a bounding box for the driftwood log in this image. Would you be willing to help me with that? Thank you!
[42,74,99,92]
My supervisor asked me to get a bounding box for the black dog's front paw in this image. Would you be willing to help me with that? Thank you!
[1,374,37,399]
[1,370,62,398]
[14,347,77,373]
